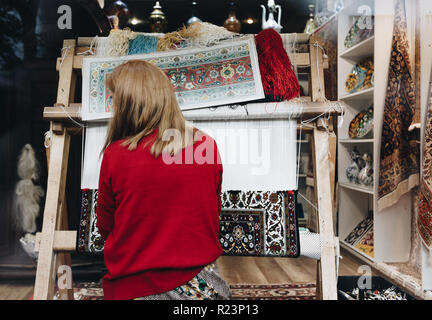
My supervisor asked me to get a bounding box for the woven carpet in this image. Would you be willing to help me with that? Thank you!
[81,36,264,121]
[78,190,300,257]
[52,282,316,300]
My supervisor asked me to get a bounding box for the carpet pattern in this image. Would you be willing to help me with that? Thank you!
[377,0,419,210]
[230,283,316,300]
[53,282,316,300]
[81,36,264,121]
[419,67,432,251]
[344,216,373,247]
[78,190,300,258]
[221,191,300,257]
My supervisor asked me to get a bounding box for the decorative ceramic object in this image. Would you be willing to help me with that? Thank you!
[344,14,374,49]
[358,153,373,186]
[349,105,374,138]
[345,58,374,94]
[224,1,241,33]
[186,1,202,26]
[304,4,316,34]
[149,1,167,33]
[346,147,362,184]
[261,0,282,33]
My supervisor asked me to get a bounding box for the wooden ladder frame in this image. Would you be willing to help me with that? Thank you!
[33,36,340,300]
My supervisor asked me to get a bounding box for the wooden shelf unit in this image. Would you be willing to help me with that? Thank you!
[337,0,432,297]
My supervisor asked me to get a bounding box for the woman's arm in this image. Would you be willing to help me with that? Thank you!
[96,150,116,240]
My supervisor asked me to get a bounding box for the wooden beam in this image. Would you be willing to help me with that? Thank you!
[56,40,77,107]
[33,130,71,300]
[35,231,77,252]
[43,102,344,122]
[56,55,83,72]
[328,131,337,232]
[43,105,81,121]
[313,126,338,300]
[309,35,326,102]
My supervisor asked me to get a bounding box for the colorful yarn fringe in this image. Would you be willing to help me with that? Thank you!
[128,34,158,55]
[95,28,136,57]
[255,29,300,101]
[157,22,238,51]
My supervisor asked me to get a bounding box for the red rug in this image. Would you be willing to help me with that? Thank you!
[230,283,316,300]
[50,282,316,300]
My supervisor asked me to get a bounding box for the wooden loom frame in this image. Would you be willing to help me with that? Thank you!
[33,36,341,300]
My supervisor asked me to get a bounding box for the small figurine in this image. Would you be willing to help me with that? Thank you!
[261,0,282,33]
[358,153,373,186]
[346,147,365,184]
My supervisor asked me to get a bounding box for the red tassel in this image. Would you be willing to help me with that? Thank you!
[255,29,300,101]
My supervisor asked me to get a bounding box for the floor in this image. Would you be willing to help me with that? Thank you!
[0,248,367,300]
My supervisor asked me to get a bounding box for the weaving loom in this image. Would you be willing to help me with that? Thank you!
[34,32,342,300]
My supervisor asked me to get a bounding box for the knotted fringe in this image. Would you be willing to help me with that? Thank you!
[255,29,300,101]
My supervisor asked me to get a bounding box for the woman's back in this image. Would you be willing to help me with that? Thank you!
[97,130,223,299]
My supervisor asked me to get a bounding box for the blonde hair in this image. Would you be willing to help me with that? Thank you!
[102,60,194,157]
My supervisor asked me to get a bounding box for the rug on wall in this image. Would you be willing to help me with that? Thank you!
[52,282,316,300]
[81,36,264,121]
[78,190,300,258]
[377,0,419,211]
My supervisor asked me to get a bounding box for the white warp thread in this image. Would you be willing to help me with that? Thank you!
[81,117,297,192]
[193,118,297,191]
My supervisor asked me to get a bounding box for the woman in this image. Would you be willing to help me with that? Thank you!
[96,60,231,300]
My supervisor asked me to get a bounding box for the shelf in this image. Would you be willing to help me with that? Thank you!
[339,36,375,61]
[340,87,374,102]
[339,182,374,195]
[340,139,374,144]
[341,240,374,262]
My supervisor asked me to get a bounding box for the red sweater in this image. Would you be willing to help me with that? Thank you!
[96,130,223,300]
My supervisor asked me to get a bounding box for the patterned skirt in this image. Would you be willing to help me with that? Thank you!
[134,263,231,300]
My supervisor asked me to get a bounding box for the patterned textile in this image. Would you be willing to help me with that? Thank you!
[419,194,432,251]
[219,209,265,256]
[344,216,373,247]
[77,189,300,258]
[134,263,231,300]
[53,282,103,300]
[378,0,419,211]
[230,283,316,300]
[221,190,300,257]
[419,72,432,253]
[77,189,104,254]
[52,282,316,300]
[81,36,264,121]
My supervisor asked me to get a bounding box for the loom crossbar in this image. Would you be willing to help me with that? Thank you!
[43,101,343,123]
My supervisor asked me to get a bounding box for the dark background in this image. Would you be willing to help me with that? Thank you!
[0,0,317,260]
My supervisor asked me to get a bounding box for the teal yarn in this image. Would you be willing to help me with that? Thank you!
[128,35,158,55]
